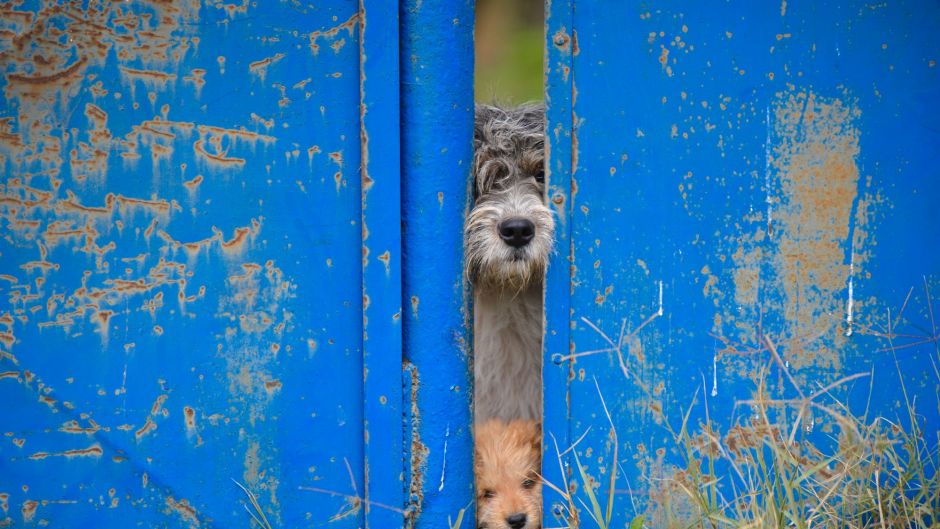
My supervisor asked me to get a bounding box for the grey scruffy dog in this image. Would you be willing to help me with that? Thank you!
[468,103,554,423]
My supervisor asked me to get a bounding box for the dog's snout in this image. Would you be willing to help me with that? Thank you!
[506,513,527,529]
[498,218,535,248]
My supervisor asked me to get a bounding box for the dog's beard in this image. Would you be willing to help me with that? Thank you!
[465,194,554,294]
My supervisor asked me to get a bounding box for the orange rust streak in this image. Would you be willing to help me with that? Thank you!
[141,120,195,132]
[182,175,203,190]
[135,418,156,439]
[248,53,285,72]
[29,445,103,459]
[193,140,245,166]
[60,199,109,215]
[139,125,175,140]
[116,195,171,213]
[84,104,106,122]
[7,57,88,85]
[118,66,177,82]
[221,227,250,249]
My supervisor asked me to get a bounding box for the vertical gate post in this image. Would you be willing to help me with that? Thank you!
[542,0,576,523]
[400,1,476,527]
[360,1,405,528]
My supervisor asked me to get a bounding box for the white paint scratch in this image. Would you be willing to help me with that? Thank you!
[657,280,664,317]
[438,424,449,492]
[845,259,855,336]
[121,362,128,415]
[711,350,718,397]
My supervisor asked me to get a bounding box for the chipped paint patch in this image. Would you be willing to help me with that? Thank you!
[164,496,200,527]
[404,361,427,526]
[709,90,878,372]
[20,500,37,523]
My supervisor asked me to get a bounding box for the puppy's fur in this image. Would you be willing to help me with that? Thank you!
[469,103,554,422]
[475,419,542,529]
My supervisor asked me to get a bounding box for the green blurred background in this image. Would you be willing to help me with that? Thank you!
[475,0,544,105]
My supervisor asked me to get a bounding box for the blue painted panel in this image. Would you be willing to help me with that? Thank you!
[360,2,405,529]
[0,1,377,527]
[545,1,940,526]
[400,1,476,527]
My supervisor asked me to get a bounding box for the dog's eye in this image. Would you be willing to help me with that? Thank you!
[482,489,496,499]
[522,479,536,489]
[534,170,545,183]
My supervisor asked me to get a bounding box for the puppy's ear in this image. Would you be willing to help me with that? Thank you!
[527,421,543,464]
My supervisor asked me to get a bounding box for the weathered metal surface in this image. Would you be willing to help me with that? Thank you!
[544,0,940,526]
[0,0,407,527]
[360,1,405,528]
[400,1,476,528]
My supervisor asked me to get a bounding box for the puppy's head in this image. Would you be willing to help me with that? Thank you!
[475,419,542,529]
[466,104,554,291]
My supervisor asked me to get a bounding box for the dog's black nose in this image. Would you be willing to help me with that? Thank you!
[506,513,527,529]
[498,218,535,248]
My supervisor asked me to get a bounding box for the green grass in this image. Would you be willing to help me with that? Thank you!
[549,336,940,529]
[233,479,274,529]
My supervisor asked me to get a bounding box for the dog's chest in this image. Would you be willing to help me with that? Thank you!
[473,285,543,421]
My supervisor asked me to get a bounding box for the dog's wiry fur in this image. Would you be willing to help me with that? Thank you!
[469,103,553,423]
[475,419,542,529]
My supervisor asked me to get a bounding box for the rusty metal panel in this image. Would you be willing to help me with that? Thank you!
[544,1,940,526]
[400,1,476,528]
[0,1,390,527]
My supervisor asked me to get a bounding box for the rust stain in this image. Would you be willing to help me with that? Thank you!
[135,418,157,439]
[164,496,199,527]
[706,90,876,373]
[135,393,168,439]
[410,295,419,319]
[59,419,105,435]
[193,139,245,166]
[182,68,206,95]
[248,53,285,82]
[183,406,203,446]
[119,66,177,86]
[182,174,203,191]
[328,150,344,167]
[377,250,391,274]
[250,113,274,130]
[7,57,88,86]
[405,361,427,526]
[308,13,359,55]
[29,444,103,460]
[20,500,37,523]
[221,226,251,252]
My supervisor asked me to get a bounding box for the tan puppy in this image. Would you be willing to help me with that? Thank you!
[475,420,542,529]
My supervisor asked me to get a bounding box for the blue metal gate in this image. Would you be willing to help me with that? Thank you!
[544,1,940,526]
[4,1,939,528]
[0,1,474,527]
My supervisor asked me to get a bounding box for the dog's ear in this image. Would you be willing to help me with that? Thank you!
[474,104,501,147]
